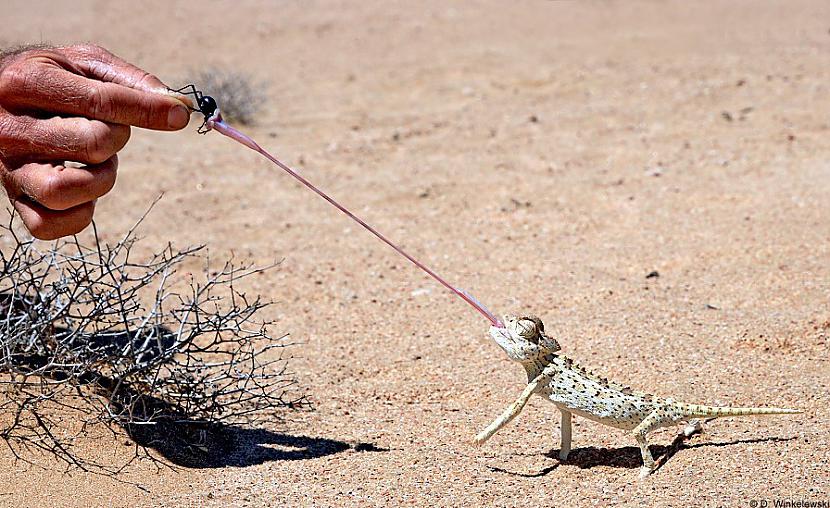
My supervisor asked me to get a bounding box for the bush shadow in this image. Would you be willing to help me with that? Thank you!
[126,420,384,468]
[3,319,387,470]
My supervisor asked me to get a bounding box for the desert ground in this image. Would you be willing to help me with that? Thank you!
[1,1,829,506]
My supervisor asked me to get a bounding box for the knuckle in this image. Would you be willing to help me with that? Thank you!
[0,114,17,144]
[82,122,116,164]
[70,43,108,59]
[134,70,160,90]
[138,107,154,129]
[101,163,118,194]
[0,63,32,102]
[0,114,34,155]
[85,84,115,121]
[112,123,131,150]
[37,172,73,210]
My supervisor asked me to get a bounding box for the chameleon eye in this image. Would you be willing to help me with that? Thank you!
[516,317,540,343]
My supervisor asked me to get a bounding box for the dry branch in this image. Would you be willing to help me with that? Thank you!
[0,209,304,473]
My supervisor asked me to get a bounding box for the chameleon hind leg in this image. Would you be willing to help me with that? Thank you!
[631,409,669,479]
[558,408,573,460]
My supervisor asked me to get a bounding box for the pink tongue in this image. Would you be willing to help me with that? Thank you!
[208,118,504,328]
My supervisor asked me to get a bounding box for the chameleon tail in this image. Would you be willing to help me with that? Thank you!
[680,403,802,418]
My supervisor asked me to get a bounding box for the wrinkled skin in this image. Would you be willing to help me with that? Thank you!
[0,44,192,239]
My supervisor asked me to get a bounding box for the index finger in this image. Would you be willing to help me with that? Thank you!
[62,45,195,109]
[0,51,192,130]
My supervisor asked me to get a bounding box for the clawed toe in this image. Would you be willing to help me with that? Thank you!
[683,420,703,437]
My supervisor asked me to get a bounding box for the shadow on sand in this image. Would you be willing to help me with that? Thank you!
[486,434,796,478]
[127,421,388,468]
[4,323,388,470]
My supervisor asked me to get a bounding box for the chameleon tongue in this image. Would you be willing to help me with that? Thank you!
[207,117,504,328]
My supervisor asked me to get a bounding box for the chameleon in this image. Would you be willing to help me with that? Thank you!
[473,315,802,478]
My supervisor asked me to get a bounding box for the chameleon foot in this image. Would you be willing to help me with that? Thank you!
[472,431,488,447]
[683,419,704,437]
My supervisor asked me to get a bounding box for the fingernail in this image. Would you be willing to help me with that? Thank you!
[168,104,190,129]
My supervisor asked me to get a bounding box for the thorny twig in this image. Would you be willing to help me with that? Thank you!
[0,208,305,474]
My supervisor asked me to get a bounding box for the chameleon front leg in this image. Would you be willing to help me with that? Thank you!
[558,408,573,460]
[473,369,554,446]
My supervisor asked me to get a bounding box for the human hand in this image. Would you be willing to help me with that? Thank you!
[0,44,192,240]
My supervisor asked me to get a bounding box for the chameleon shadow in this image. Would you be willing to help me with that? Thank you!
[562,435,797,472]
[488,435,796,477]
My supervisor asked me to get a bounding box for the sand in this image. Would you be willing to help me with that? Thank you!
[0,1,828,506]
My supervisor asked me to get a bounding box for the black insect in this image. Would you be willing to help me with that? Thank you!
[169,84,220,134]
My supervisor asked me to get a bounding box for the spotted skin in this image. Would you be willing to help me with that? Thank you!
[474,315,802,478]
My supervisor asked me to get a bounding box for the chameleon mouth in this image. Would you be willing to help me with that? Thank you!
[489,325,524,360]
[490,326,511,340]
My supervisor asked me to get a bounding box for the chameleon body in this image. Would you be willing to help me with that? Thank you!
[473,315,801,478]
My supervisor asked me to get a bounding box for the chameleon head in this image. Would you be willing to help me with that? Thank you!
[489,315,562,362]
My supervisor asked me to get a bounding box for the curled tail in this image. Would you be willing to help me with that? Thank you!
[680,403,802,418]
